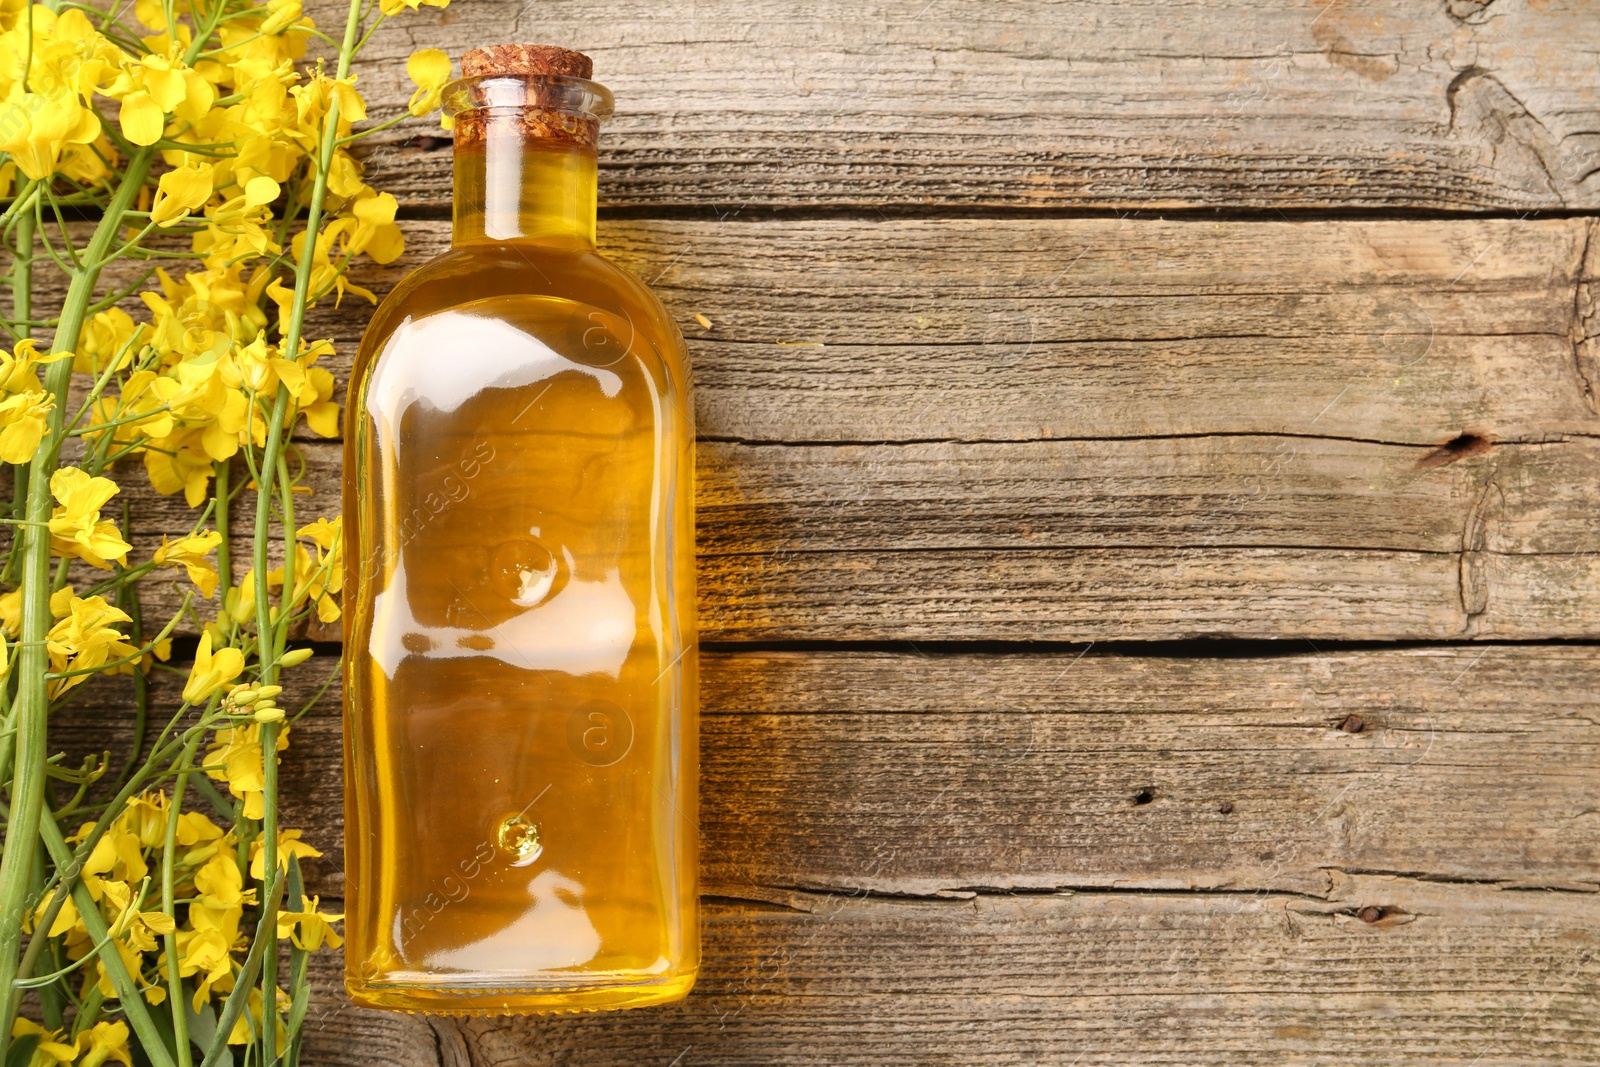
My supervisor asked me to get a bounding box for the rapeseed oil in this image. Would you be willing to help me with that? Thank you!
[341,44,697,1014]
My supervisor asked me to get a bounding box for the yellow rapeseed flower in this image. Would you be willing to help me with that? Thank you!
[258,0,303,35]
[406,48,450,117]
[153,529,223,597]
[205,721,287,820]
[75,307,141,374]
[0,390,53,463]
[0,0,27,32]
[379,0,450,15]
[144,427,216,506]
[289,71,365,127]
[294,517,343,622]
[44,591,138,696]
[30,887,80,938]
[111,48,217,147]
[175,809,228,867]
[303,365,339,437]
[47,467,131,569]
[115,909,176,954]
[75,1021,133,1067]
[272,227,377,311]
[0,90,102,180]
[0,337,71,395]
[182,630,245,703]
[0,338,60,460]
[192,191,282,269]
[149,161,214,225]
[117,791,170,848]
[249,828,322,879]
[173,924,234,1011]
[276,894,344,950]
[78,826,147,910]
[84,367,180,459]
[193,852,246,911]
[9,1018,76,1064]
[332,189,405,264]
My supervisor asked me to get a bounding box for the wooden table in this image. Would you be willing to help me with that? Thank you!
[230,0,1600,1061]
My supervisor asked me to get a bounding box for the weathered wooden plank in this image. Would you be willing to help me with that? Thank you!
[298,875,1600,1066]
[123,434,1600,555]
[59,216,1599,446]
[104,421,1600,641]
[331,0,1600,211]
[284,212,1600,448]
[56,646,1600,903]
[317,216,1600,446]
[692,436,1600,556]
[700,544,1600,641]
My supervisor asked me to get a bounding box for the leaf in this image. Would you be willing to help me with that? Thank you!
[284,983,310,1067]
[6,1034,41,1067]
[185,996,219,1057]
[134,1001,180,1067]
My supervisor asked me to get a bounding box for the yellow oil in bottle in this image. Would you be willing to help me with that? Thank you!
[340,47,697,1014]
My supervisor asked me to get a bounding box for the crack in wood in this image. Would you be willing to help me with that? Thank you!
[1573,218,1599,413]
[1454,453,1499,630]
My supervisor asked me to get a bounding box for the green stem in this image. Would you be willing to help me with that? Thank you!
[0,204,35,799]
[214,460,232,601]
[161,732,204,1067]
[247,7,366,1058]
[8,201,33,325]
[256,454,296,1059]
[275,455,296,663]
[113,512,149,790]
[71,986,104,1041]
[251,385,286,1066]
[0,145,126,1046]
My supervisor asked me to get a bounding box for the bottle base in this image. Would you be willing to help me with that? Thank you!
[345,970,697,1015]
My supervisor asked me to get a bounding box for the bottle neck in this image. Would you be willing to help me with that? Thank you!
[452,117,598,247]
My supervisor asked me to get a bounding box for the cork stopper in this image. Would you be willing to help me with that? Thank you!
[451,44,605,150]
[461,44,593,80]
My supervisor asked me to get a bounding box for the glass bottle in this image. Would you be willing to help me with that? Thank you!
[341,44,697,1014]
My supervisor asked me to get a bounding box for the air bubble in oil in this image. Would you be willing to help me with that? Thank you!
[497,813,544,867]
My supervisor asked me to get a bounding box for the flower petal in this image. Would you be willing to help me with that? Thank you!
[118,91,164,146]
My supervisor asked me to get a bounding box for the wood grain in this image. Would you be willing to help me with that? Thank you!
[104,421,1600,641]
[296,875,1600,1066]
[65,215,1600,446]
[57,646,1600,903]
[326,0,1600,211]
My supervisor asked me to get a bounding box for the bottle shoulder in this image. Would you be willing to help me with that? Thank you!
[357,242,686,370]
